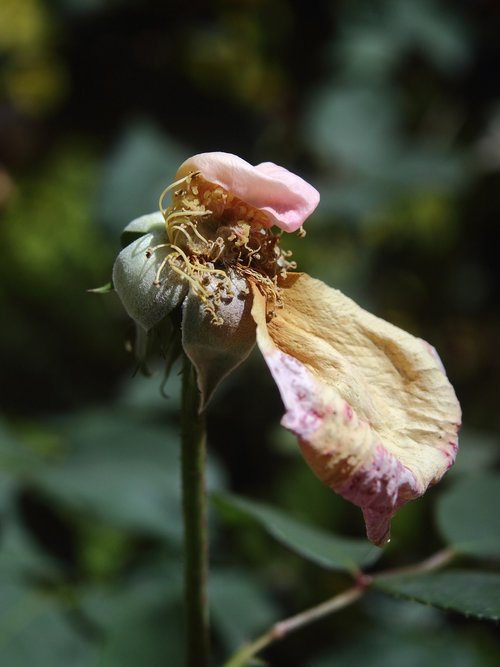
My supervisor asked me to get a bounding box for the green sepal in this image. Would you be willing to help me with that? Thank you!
[132,322,153,377]
[120,211,165,248]
[87,281,114,294]
[113,225,188,331]
[182,272,256,410]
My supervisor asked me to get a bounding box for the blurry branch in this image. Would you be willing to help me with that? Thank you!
[222,585,365,667]
[374,547,456,579]
[222,547,457,667]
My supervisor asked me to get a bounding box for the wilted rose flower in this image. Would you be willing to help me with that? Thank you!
[113,152,461,546]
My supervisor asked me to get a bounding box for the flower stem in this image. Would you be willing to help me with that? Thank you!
[181,355,210,667]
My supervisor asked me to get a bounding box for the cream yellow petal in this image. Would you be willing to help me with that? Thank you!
[251,274,461,545]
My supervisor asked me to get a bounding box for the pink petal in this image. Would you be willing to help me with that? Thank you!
[176,152,319,232]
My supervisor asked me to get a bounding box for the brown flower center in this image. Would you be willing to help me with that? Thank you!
[148,171,297,324]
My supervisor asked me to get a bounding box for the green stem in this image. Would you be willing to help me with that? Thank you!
[181,355,210,667]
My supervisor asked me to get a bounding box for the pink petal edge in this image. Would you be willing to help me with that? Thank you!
[176,152,320,232]
[261,347,442,546]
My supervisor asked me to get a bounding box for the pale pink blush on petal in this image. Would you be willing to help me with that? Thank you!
[176,152,320,233]
[263,350,327,436]
[443,440,459,471]
[335,444,421,545]
[422,340,447,374]
[263,347,423,545]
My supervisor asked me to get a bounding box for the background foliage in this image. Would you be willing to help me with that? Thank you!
[0,0,499,665]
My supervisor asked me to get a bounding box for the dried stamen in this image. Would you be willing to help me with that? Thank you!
[159,171,200,214]
[149,170,302,323]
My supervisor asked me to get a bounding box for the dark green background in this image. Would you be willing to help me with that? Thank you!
[0,0,499,665]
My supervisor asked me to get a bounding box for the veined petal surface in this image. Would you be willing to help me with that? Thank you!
[251,274,461,545]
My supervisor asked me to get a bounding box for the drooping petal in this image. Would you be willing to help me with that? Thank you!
[251,274,461,545]
[176,152,320,233]
[182,270,258,410]
[113,223,188,331]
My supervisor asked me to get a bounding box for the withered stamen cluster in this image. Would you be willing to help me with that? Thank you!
[147,171,298,324]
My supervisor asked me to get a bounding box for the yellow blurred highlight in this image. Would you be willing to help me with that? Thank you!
[4,54,68,115]
[0,0,51,52]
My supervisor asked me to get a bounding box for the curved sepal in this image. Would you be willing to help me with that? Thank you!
[182,272,257,410]
[113,225,188,331]
[120,211,165,248]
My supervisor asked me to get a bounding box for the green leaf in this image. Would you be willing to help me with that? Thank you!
[0,580,96,667]
[210,569,279,652]
[33,419,183,543]
[97,120,187,238]
[310,626,492,667]
[79,559,183,666]
[436,476,500,558]
[80,559,182,633]
[31,411,223,544]
[306,86,399,172]
[213,493,381,573]
[374,571,500,621]
[117,369,181,415]
[0,422,44,477]
[0,515,59,579]
[446,430,499,478]
[98,605,183,667]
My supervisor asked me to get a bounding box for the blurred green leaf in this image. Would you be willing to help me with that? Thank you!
[0,145,123,412]
[28,409,223,544]
[0,422,45,477]
[436,476,500,559]
[0,580,96,667]
[448,431,500,478]
[98,121,187,237]
[390,0,470,73]
[305,85,399,173]
[374,571,500,621]
[116,370,182,416]
[0,515,59,579]
[338,0,469,79]
[214,493,381,573]
[31,412,185,543]
[98,605,183,667]
[79,560,183,665]
[80,559,182,633]
[210,569,279,652]
[310,625,492,667]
